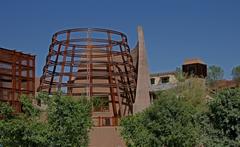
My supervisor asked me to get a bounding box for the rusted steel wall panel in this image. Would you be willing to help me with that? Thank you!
[0,48,35,113]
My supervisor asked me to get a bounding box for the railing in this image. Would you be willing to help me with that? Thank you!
[92,116,120,127]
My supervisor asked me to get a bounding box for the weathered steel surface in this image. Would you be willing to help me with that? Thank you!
[0,48,35,112]
[39,28,137,117]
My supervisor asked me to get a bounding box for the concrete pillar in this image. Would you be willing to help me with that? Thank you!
[133,26,151,113]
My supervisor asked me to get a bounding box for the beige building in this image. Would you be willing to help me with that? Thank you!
[150,71,177,86]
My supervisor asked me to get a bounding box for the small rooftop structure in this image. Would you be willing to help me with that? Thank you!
[182,58,207,78]
[150,71,176,77]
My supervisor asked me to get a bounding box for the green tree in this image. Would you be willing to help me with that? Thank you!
[0,93,93,147]
[205,88,240,146]
[232,65,240,83]
[0,102,14,119]
[120,79,207,147]
[120,114,153,147]
[121,92,203,146]
[207,65,224,85]
[46,93,92,146]
[0,96,48,146]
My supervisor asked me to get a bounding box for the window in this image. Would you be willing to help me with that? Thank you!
[150,78,155,85]
[161,77,170,83]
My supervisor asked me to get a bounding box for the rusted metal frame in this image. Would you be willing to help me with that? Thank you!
[89,52,93,97]
[0,49,35,113]
[46,43,56,74]
[87,31,93,97]
[125,44,137,82]
[127,56,137,91]
[115,65,129,116]
[48,44,62,94]
[119,44,134,113]
[121,92,131,116]
[32,57,35,97]
[92,116,120,127]
[126,48,137,100]
[40,35,56,92]
[44,45,54,74]
[18,56,22,97]
[0,59,32,68]
[41,82,118,89]
[119,97,128,116]
[0,71,2,102]
[122,44,136,104]
[58,31,70,91]
[0,86,34,92]
[12,51,16,103]
[108,32,123,117]
[26,58,30,96]
[55,28,125,39]
[107,32,118,117]
[114,70,122,116]
[13,52,20,111]
[86,30,91,97]
[124,44,136,80]
[67,46,76,95]
[39,28,136,119]
[98,116,101,127]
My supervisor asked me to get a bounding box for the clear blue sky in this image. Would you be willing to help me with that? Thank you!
[0,0,239,79]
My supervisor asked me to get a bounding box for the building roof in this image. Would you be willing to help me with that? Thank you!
[0,47,36,57]
[183,58,205,65]
[210,80,239,90]
[150,71,176,77]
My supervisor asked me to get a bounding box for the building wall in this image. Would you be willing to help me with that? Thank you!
[150,74,177,86]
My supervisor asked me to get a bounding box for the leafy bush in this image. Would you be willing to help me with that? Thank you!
[232,65,240,83]
[0,102,13,119]
[204,88,240,146]
[46,93,92,146]
[120,79,240,146]
[0,92,93,147]
[207,65,224,85]
[120,79,207,146]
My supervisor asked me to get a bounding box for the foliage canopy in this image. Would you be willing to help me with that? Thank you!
[232,65,240,82]
[120,78,240,147]
[0,92,93,147]
[207,65,224,85]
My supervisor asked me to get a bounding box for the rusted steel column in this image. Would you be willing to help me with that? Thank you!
[27,58,30,96]
[32,56,36,97]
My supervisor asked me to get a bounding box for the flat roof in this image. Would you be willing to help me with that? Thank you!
[183,58,204,65]
[150,71,176,77]
[0,47,36,57]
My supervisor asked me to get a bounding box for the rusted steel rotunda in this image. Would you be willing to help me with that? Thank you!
[38,28,137,121]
